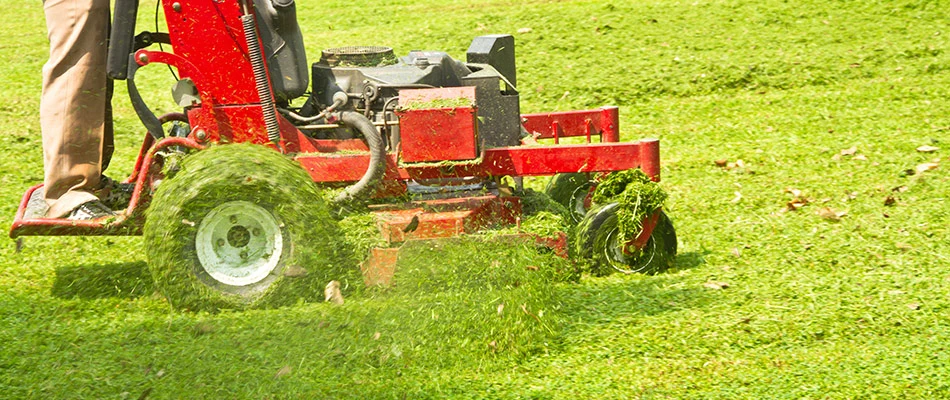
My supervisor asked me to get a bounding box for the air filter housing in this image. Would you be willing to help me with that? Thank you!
[320,46,397,67]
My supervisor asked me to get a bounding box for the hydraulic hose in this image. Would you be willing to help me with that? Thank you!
[335,111,386,203]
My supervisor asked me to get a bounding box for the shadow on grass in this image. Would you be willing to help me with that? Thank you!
[673,249,709,271]
[51,261,154,300]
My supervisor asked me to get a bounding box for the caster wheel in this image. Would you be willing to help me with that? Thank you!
[574,203,676,275]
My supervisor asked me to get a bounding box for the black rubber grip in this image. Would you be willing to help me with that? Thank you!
[107,0,140,80]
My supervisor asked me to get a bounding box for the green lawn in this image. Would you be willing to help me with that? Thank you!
[2,0,949,398]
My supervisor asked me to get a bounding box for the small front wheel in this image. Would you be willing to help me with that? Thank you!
[574,203,677,275]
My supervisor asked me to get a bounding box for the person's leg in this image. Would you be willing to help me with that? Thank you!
[40,0,112,218]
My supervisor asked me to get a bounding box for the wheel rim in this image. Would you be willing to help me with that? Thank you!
[195,201,284,287]
[603,227,656,274]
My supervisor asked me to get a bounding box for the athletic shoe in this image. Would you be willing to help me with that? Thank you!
[67,200,116,221]
[96,175,135,211]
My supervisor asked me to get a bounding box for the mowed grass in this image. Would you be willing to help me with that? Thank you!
[2,0,950,398]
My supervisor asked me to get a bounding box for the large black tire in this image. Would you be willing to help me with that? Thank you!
[144,144,350,311]
[544,173,595,224]
[573,203,677,275]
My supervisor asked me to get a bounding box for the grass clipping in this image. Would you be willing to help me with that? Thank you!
[592,169,668,240]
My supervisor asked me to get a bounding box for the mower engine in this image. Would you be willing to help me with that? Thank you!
[300,37,522,153]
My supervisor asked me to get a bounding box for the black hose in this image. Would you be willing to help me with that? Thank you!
[335,111,386,203]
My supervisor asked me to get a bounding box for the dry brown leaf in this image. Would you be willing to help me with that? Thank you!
[916,163,939,174]
[703,281,730,290]
[516,27,532,33]
[784,188,803,197]
[373,332,381,340]
[275,366,292,378]
[714,159,728,167]
[840,146,858,156]
[497,303,505,316]
[884,195,897,206]
[785,198,808,211]
[818,207,846,221]
[854,154,867,161]
[324,280,344,305]
[916,145,939,153]
[731,247,741,257]
[907,303,921,310]
[892,185,909,193]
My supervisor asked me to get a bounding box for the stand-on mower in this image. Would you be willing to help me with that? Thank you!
[11,0,676,309]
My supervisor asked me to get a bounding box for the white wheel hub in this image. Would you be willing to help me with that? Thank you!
[195,201,283,286]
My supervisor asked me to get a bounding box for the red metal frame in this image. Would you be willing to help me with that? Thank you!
[11,0,665,259]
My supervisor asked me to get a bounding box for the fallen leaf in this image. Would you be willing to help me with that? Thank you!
[884,196,897,206]
[854,154,867,161]
[731,248,741,257]
[714,159,728,167]
[275,366,292,378]
[907,303,921,310]
[703,281,730,290]
[916,145,939,153]
[525,265,539,271]
[497,303,505,316]
[283,265,308,277]
[784,188,809,211]
[892,185,909,193]
[916,163,939,174]
[840,146,858,156]
[785,198,808,211]
[731,191,742,203]
[324,280,344,305]
[818,207,847,221]
[516,27,532,33]
[489,340,497,351]
[373,332,381,340]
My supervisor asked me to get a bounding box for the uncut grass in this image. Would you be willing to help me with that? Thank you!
[2,0,950,398]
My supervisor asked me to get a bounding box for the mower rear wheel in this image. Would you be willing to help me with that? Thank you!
[144,144,344,311]
[574,203,676,275]
[544,173,595,223]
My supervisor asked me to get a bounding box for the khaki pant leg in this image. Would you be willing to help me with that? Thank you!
[41,0,112,218]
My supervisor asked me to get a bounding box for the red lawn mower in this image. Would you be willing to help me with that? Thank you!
[11,0,676,308]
